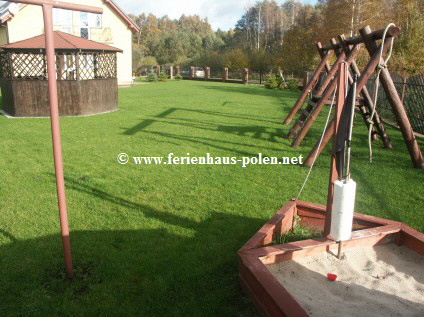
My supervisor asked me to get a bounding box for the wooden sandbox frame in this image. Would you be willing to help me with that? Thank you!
[238,199,424,317]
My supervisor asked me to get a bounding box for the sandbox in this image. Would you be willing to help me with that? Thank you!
[238,200,424,317]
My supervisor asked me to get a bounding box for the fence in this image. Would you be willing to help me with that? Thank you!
[366,73,424,134]
[303,70,424,134]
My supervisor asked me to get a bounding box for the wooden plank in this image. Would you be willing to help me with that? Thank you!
[6,78,118,117]
[249,225,400,265]
[239,200,296,252]
[399,224,424,256]
[239,252,309,317]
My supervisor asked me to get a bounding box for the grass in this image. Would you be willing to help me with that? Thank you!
[0,80,423,316]
[275,216,321,245]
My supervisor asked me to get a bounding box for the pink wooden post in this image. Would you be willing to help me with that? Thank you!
[190,66,195,79]
[205,67,210,80]
[8,0,103,279]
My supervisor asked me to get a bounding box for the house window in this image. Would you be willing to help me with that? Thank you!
[53,8,72,34]
[80,28,89,39]
[89,14,102,28]
[80,12,89,39]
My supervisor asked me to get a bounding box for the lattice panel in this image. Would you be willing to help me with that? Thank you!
[12,53,46,79]
[78,53,96,80]
[95,53,117,79]
[0,53,11,79]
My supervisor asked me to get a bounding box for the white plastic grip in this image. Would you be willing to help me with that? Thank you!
[330,179,356,241]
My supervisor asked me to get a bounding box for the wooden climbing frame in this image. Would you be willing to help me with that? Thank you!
[283,25,423,168]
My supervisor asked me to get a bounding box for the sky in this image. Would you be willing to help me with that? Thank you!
[114,0,317,31]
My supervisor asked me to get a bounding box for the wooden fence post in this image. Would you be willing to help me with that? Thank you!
[242,68,249,84]
[156,65,160,76]
[169,65,173,80]
[190,66,195,79]
[223,67,228,82]
[205,67,210,80]
[401,77,407,104]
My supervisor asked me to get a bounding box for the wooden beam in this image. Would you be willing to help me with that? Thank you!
[360,26,423,168]
[283,42,332,125]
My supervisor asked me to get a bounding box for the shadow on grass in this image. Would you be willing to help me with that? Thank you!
[0,177,263,316]
[199,84,299,100]
[130,129,294,158]
[122,107,290,150]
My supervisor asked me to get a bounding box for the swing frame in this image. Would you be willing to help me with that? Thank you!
[283,25,423,169]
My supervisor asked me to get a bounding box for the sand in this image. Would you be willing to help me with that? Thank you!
[267,244,424,317]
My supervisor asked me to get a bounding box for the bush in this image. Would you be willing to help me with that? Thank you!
[159,72,168,82]
[264,74,278,89]
[286,79,298,90]
[175,73,183,80]
[146,73,158,82]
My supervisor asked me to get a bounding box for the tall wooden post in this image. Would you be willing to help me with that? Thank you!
[324,63,346,235]
[42,3,72,279]
[9,0,103,279]
[190,66,195,79]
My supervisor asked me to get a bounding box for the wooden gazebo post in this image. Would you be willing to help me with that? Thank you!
[8,0,103,279]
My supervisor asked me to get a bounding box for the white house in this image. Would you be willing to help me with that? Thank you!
[0,0,139,85]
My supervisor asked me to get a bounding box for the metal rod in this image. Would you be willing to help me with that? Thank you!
[8,0,102,13]
[337,241,342,259]
[42,3,73,279]
[345,74,357,181]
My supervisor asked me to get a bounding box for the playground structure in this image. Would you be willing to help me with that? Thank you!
[239,53,424,316]
[283,25,423,169]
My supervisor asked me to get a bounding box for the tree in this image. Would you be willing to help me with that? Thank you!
[391,0,424,75]
[222,49,249,70]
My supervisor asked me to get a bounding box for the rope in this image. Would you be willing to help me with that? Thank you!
[296,85,338,200]
[368,23,395,163]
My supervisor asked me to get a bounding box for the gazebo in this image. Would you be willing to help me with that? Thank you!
[0,31,122,117]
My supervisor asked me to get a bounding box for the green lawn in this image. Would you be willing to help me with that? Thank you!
[0,80,423,316]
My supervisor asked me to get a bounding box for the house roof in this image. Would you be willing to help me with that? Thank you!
[0,30,123,52]
[0,0,140,33]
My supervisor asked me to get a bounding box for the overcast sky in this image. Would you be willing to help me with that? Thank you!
[114,0,317,31]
